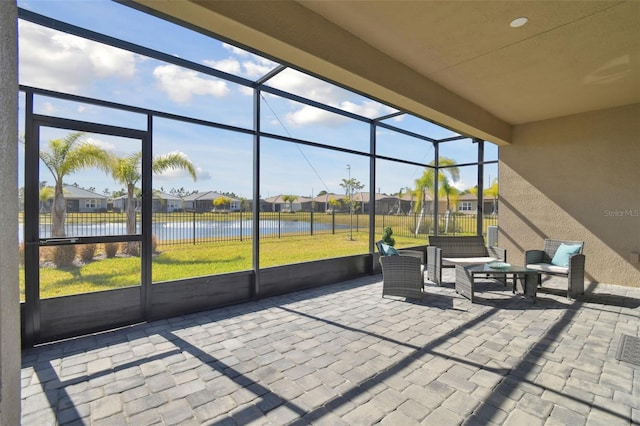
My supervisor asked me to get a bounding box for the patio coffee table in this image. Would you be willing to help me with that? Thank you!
[455,263,539,303]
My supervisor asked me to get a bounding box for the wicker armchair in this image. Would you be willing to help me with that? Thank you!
[376,241,424,299]
[525,239,585,299]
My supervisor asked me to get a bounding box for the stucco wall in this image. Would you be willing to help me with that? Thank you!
[500,103,640,286]
[0,0,21,424]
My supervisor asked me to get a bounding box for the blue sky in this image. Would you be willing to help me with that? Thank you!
[17,0,498,200]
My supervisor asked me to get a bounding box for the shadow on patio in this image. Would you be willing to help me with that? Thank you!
[21,271,640,425]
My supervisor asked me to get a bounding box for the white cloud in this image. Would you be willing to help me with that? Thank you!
[267,71,399,125]
[89,44,135,78]
[153,64,229,103]
[340,100,397,119]
[285,105,348,126]
[222,43,250,57]
[451,180,468,191]
[196,169,212,181]
[42,102,56,114]
[238,86,254,96]
[219,42,394,123]
[203,55,275,81]
[85,137,116,151]
[155,168,195,180]
[203,58,241,74]
[242,58,277,78]
[270,71,336,104]
[221,42,278,78]
[153,151,203,181]
[18,21,137,92]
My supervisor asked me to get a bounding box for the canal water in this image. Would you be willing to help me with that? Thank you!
[19,219,346,242]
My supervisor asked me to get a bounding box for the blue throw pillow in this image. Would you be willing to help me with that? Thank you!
[551,243,581,267]
[381,243,399,256]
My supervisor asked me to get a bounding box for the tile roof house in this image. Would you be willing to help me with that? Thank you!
[182,191,242,213]
[264,195,314,212]
[56,185,109,213]
[152,191,183,213]
[455,193,498,215]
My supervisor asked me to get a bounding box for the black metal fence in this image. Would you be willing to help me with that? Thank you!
[33,211,498,246]
[153,211,352,244]
[378,212,498,238]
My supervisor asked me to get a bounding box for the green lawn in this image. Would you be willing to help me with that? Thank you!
[21,231,429,300]
[20,212,496,300]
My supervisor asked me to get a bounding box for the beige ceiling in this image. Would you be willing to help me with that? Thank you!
[131,0,640,144]
[298,1,640,124]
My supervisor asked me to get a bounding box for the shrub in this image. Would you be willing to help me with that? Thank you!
[52,245,76,267]
[122,241,140,257]
[104,242,119,258]
[40,246,53,263]
[18,242,25,266]
[407,218,433,236]
[79,243,97,263]
[381,226,395,246]
[408,216,463,236]
[151,234,158,253]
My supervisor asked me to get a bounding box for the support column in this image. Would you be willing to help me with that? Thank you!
[433,142,439,236]
[475,138,484,236]
[252,88,261,298]
[369,121,376,268]
[0,1,21,424]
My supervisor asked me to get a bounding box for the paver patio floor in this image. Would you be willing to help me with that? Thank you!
[21,270,640,425]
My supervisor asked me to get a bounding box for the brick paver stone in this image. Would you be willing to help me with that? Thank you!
[18,273,640,425]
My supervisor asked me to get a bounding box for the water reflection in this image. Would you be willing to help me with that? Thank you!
[18,219,347,242]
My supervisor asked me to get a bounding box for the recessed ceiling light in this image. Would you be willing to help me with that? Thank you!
[510,17,528,28]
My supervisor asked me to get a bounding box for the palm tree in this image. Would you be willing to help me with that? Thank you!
[413,169,434,236]
[439,177,460,233]
[111,152,197,236]
[327,197,341,213]
[405,186,415,214]
[466,178,498,214]
[339,178,364,213]
[213,196,231,212]
[437,159,460,211]
[414,168,434,212]
[413,157,459,235]
[39,186,54,213]
[39,132,113,237]
[339,177,364,241]
[439,175,460,213]
[484,178,499,214]
[395,188,404,215]
[239,197,251,212]
[281,194,297,212]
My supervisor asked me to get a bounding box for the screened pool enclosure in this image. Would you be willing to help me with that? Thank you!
[18,3,498,346]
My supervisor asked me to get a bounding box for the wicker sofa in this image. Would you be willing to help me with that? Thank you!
[376,241,425,299]
[427,236,507,285]
[525,239,585,299]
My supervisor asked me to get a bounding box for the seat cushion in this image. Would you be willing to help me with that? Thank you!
[527,263,569,274]
[381,243,399,256]
[551,243,582,267]
[442,257,497,266]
